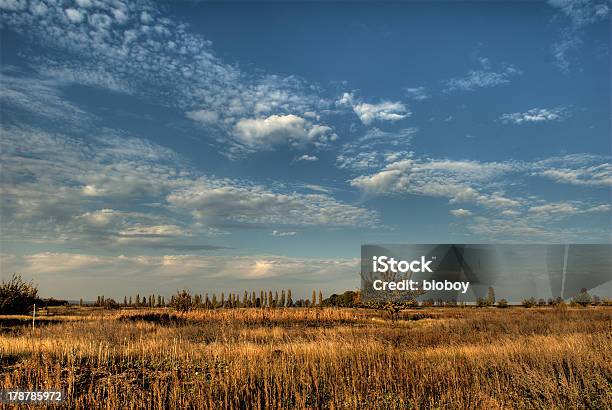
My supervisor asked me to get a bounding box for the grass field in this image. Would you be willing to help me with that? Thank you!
[1,306,611,409]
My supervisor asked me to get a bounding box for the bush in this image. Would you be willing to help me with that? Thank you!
[497,299,508,308]
[170,290,193,312]
[602,298,612,306]
[321,291,358,307]
[572,289,592,307]
[0,274,39,314]
[476,297,492,307]
[522,297,537,308]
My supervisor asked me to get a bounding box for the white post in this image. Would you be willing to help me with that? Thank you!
[32,303,36,330]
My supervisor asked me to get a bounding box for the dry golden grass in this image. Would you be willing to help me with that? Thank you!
[1,307,611,409]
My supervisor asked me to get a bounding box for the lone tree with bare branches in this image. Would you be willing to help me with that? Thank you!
[0,274,38,314]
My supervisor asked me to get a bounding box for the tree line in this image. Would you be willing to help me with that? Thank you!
[93,289,326,311]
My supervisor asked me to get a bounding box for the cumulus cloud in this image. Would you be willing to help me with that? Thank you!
[352,101,410,125]
[450,208,473,217]
[336,92,411,125]
[232,114,336,150]
[500,107,569,124]
[295,154,319,162]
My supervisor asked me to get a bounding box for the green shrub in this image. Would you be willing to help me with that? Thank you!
[496,299,508,308]
[0,274,38,314]
[170,290,193,312]
[476,297,492,307]
[522,297,537,308]
[572,289,592,307]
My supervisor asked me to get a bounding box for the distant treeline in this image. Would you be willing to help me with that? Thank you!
[92,289,328,311]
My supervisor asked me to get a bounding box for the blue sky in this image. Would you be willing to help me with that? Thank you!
[0,0,610,299]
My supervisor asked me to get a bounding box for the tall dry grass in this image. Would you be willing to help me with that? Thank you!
[1,307,610,409]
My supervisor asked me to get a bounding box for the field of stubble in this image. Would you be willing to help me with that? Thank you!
[1,307,611,409]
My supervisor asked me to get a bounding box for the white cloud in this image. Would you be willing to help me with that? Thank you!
[551,29,583,74]
[0,125,377,247]
[450,209,472,217]
[350,157,527,212]
[167,180,378,228]
[75,0,93,8]
[296,154,318,162]
[0,70,93,124]
[186,109,219,125]
[352,101,410,125]
[547,1,610,74]
[336,128,415,171]
[336,92,411,125]
[271,230,297,237]
[500,107,569,124]
[528,202,579,216]
[64,8,84,23]
[404,86,430,101]
[548,0,610,27]
[232,114,336,150]
[1,0,335,155]
[0,0,27,11]
[444,58,522,92]
[534,154,612,187]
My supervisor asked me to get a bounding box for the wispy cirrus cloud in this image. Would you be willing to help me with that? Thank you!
[444,57,522,92]
[336,127,416,171]
[403,86,430,101]
[547,0,610,73]
[0,69,93,126]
